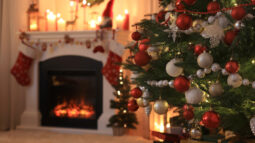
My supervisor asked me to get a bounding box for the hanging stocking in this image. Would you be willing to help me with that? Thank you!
[11,43,36,86]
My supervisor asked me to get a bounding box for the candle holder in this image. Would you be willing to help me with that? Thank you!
[27,2,40,31]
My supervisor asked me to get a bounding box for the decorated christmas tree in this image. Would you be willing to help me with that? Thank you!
[124,0,255,141]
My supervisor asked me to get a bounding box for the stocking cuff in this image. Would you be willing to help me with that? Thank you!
[19,43,36,59]
[109,40,124,56]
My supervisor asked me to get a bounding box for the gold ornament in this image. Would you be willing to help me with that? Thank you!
[190,128,202,140]
[137,98,149,107]
[209,82,224,96]
[153,100,169,115]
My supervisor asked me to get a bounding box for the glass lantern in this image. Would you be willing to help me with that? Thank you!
[27,3,40,31]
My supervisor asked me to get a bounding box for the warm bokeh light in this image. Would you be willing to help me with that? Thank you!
[70,1,75,7]
[97,16,102,23]
[82,0,87,5]
[125,9,129,14]
[47,12,56,20]
[116,14,124,21]
[30,23,38,31]
[57,13,61,18]
[89,20,97,28]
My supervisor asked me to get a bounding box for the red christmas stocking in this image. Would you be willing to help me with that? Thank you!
[11,44,35,86]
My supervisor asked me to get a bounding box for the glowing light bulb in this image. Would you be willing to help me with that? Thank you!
[117,90,121,95]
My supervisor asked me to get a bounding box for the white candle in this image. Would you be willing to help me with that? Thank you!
[116,14,124,30]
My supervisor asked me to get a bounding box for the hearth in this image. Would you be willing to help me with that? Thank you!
[39,56,103,129]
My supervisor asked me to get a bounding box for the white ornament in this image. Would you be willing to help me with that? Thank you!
[218,15,229,28]
[243,79,250,86]
[252,81,255,89]
[196,69,205,78]
[234,21,244,30]
[208,16,215,24]
[197,52,214,68]
[250,116,255,136]
[153,100,169,115]
[204,68,212,74]
[227,73,243,88]
[185,87,203,104]
[163,80,169,86]
[166,58,183,77]
[209,83,224,96]
[169,80,174,88]
[222,69,229,76]
[211,63,221,72]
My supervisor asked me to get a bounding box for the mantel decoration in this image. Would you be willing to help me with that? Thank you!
[27,2,40,31]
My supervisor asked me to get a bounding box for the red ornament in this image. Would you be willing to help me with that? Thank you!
[231,7,246,20]
[156,11,166,23]
[252,0,255,4]
[176,0,185,10]
[183,0,197,5]
[139,44,149,51]
[176,14,193,30]
[141,38,150,44]
[131,31,141,41]
[130,87,143,98]
[224,30,238,45]
[225,61,239,73]
[128,99,139,112]
[183,110,194,120]
[194,44,206,55]
[134,51,151,66]
[174,76,190,93]
[202,111,220,129]
[207,1,220,13]
[183,104,194,111]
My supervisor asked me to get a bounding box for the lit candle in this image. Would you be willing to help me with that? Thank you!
[116,14,124,30]
[57,18,65,31]
[30,21,38,31]
[47,12,56,31]
[123,9,129,30]
[89,20,97,29]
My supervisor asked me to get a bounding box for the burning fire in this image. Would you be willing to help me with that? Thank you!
[53,99,95,119]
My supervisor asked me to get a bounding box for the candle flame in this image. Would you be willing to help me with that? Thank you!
[58,18,65,24]
[89,20,97,28]
[70,1,75,7]
[116,14,124,21]
[57,13,61,18]
[47,12,56,20]
[125,9,129,14]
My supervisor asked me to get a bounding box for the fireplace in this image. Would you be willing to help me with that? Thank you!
[39,56,103,129]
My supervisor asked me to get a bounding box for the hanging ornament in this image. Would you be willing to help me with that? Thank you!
[231,7,246,20]
[202,111,220,129]
[225,60,239,73]
[156,10,167,23]
[183,109,194,120]
[176,14,193,30]
[130,87,143,98]
[174,76,191,92]
[227,73,243,88]
[131,31,141,41]
[185,87,203,104]
[196,69,205,78]
[175,0,185,10]
[211,63,221,72]
[207,1,220,13]
[145,104,152,116]
[153,99,169,115]
[224,30,238,45]
[183,0,197,5]
[250,116,255,136]
[142,89,151,99]
[128,99,139,112]
[165,58,184,77]
[190,128,202,140]
[137,98,149,107]
[243,79,250,86]
[134,51,151,66]
[194,44,206,55]
[197,52,214,68]
[183,104,194,111]
[252,0,255,4]
[209,82,224,96]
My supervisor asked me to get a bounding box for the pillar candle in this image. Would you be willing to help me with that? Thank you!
[123,9,129,31]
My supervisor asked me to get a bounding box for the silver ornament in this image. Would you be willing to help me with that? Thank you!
[204,68,212,74]
[197,52,214,68]
[145,104,152,116]
[208,16,215,24]
[196,69,205,78]
[209,83,224,97]
[169,80,174,88]
[218,15,229,28]
[166,58,183,77]
[222,69,229,76]
[227,73,243,88]
[211,63,221,72]
[185,87,203,104]
[234,21,244,30]
[153,100,169,115]
[250,116,255,136]
[252,81,255,89]
[190,128,202,140]
[162,80,169,87]
[243,79,250,86]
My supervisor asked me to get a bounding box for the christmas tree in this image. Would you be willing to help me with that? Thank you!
[123,0,255,140]
[107,69,138,129]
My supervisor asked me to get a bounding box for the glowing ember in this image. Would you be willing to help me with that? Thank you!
[53,99,95,119]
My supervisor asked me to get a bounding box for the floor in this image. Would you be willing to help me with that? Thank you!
[0,130,152,143]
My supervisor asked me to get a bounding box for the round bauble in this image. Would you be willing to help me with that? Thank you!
[202,111,220,129]
[183,104,194,111]
[250,116,255,136]
[153,100,169,115]
[174,76,191,92]
[139,44,149,51]
[218,15,229,28]
[243,79,250,86]
[176,0,185,10]
[128,99,139,112]
[156,11,167,23]
[165,58,183,77]
[224,30,237,45]
[176,14,193,30]
[190,128,202,140]
[234,21,243,30]
[209,83,224,96]
[194,44,206,55]
[231,7,246,20]
[207,1,220,12]
[145,104,152,116]
[137,98,149,107]
[208,16,215,24]
[134,51,151,66]
[225,61,239,73]
[197,52,214,68]
[227,73,243,88]
[211,63,221,72]
[131,31,141,41]
[252,0,255,4]
[130,87,143,98]
[185,87,203,104]
[222,69,229,76]
[183,110,194,120]
[196,69,205,78]
[183,0,197,5]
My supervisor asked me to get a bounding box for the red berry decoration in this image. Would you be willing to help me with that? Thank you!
[176,14,193,30]
[131,31,141,41]
[231,7,246,20]
[176,0,185,10]
[134,51,151,66]
[174,76,190,93]
[224,30,238,45]
[156,11,166,23]
[183,0,197,5]
[183,110,194,120]
[128,99,139,112]
[194,44,206,55]
[139,44,149,51]
[130,87,143,98]
[202,111,220,129]
[207,1,220,13]
[225,61,239,73]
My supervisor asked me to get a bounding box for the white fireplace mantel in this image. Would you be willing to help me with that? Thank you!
[18,31,115,135]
